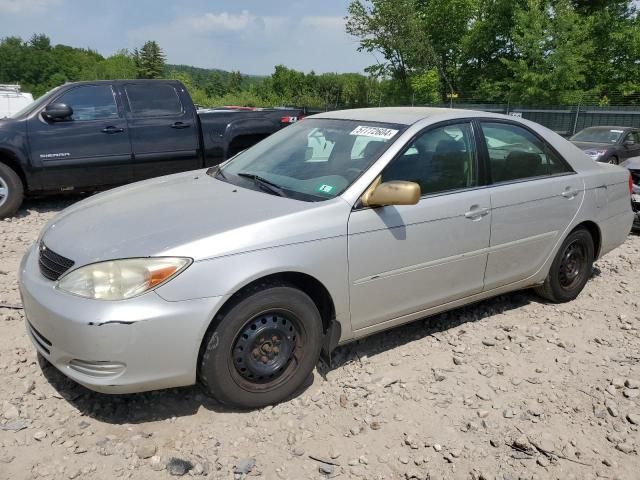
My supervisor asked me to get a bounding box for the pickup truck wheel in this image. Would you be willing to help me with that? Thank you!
[199,285,322,408]
[0,163,24,219]
[534,228,594,303]
[607,156,619,165]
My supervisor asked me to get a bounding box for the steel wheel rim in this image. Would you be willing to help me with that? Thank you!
[0,176,8,208]
[231,311,302,388]
[558,240,586,289]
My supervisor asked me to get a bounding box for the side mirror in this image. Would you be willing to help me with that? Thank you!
[624,139,635,147]
[43,103,73,121]
[361,177,421,207]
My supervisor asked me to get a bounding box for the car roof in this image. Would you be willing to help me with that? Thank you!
[311,107,494,126]
[580,126,636,131]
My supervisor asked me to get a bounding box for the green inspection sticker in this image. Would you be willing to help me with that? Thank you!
[317,184,335,194]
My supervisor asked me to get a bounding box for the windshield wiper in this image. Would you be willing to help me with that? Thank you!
[237,172,288,198]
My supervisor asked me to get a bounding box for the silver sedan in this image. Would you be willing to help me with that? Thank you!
[19,108,634,408]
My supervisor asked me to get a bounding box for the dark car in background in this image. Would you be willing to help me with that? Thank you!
[570,126,640,164]
[621,156,640,231]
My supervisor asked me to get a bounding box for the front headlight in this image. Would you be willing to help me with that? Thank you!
[57,257,192,300]
[584,149,607,159]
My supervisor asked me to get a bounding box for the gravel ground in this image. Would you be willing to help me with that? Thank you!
[1,197,639,480]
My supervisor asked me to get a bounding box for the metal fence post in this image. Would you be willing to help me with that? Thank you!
[572,101,581,136]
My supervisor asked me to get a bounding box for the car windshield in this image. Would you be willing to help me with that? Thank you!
[211,118,406,201]
[570,127,624,144]
[9,85,63,119]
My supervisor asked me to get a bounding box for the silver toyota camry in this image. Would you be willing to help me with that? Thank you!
[19,108,634,408]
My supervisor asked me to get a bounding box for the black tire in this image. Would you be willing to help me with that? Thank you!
[607,156,619,165]
[0,162,24,219]
[199,284,323,408]
[535,228,595,303]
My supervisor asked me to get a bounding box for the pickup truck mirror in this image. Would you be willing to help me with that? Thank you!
[43,103,73,121]
[624,139,636,147]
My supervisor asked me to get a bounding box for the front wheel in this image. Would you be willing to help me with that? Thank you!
[607,156,619,165]
[199,284,323,408]
[535,228,594,303]
[0,163,24,219]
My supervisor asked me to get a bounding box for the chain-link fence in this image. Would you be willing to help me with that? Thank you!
[421,91,640,137]
[426,103,640,137]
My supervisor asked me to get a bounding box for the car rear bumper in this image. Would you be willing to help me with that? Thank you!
[18,243,225,394]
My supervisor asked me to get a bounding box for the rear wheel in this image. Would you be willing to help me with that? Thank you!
[0,162,24,219]
[535,228,594,303]
[607,156,619,165]
[199,284,323,408]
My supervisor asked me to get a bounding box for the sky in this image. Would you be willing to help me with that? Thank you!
[0,0,374,75]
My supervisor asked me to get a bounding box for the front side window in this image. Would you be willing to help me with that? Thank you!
[481,122,571,183]
[215,119,406,201]
[624,131,639,144]
[54,85,118,121]
[382,123,476,195]
[125,84,183,117]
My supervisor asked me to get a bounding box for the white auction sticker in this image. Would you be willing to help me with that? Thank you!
[350,126,399,140]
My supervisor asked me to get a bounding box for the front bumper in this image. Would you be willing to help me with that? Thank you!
[18,244,226,394]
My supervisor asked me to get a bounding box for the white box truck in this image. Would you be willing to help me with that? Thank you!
[0,84,34,118]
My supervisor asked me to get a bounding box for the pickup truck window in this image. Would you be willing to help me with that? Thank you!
[55,85,118,121]
[125,84,183,117]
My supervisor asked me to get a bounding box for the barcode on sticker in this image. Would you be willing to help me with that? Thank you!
[350,126,399,140]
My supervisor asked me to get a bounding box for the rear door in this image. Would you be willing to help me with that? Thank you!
[28,83,132,189]
[122,82,200,181]
[479,120,583,290]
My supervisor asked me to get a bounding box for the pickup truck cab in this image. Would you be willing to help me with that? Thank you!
[0,79,303,217]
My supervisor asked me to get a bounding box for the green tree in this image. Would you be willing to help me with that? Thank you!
[501,0,593,104]
[134,41,166,79]
[227,70,243,92]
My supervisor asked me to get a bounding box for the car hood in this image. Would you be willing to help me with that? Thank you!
[571,141,614,151]
[621,156,640,171]
[41,170,349,266]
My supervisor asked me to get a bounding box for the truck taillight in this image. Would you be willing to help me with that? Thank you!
[630,173,634,195]
[280,116,303,124]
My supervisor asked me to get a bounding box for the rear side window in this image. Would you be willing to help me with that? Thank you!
[125,84,183,117]
[55,85,118,121]
[481,122,571,183]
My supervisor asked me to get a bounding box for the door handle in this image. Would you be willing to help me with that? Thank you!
[561,188,580,199]
[102,126,124,134]
[464,206,490,220]
[170,122,190,129]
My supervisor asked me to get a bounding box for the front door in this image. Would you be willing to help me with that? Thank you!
[29,83,132,189]
[122,82,200,181]
[348,122,492,333]
[621,130,640,160]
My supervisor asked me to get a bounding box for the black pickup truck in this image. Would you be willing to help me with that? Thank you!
[0,79,304,217]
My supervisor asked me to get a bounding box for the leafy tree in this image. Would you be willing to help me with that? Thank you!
[134,41,166,79]
[501,0,592,104]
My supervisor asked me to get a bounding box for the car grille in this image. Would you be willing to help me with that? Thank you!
[27,321,52,355]
[38,242,75,281]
